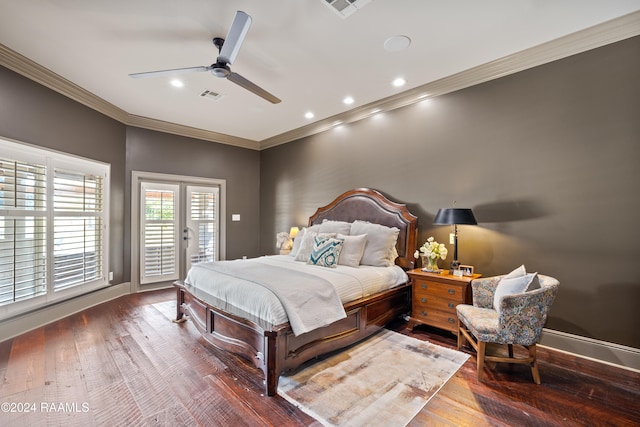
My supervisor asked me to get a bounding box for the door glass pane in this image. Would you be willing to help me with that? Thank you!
[140,183,179,284]
[190,190,216,264]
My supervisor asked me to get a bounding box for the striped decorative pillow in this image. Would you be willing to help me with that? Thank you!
[308,236,344,268]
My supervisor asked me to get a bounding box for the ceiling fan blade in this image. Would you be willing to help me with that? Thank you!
[218,11,252,65]
[129,66,212,79]
[227,72,281,104]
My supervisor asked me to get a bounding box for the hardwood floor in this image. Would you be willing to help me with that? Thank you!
[0,288,638,426]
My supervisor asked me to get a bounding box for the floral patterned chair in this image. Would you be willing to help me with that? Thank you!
[456,273,559,383]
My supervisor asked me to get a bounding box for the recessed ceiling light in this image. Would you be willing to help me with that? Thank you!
[392,77,406,87]
[343,96,354,105]
[383,35,411,52]
[305,111,315,119]
[170,79,184,88]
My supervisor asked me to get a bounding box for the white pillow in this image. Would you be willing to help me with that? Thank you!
[501,264,541,291]
[294,231,336,262]
[504,264,526,279]
[494,272,540,314]
[336,233,367,268]
[318,220,352,235]
[350,221,399,267]
[289,228,305,257]
[289,225,321,257]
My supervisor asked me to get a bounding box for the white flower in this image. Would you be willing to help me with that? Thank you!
[417,236,448,260]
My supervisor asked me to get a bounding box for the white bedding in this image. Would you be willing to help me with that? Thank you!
[184,255,408,333]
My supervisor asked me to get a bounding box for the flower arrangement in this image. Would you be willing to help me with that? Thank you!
[414,236,448,260]
[414,237,448,271]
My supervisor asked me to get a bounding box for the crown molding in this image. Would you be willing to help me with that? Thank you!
[259,10,640,150]
[0,43,259,150]
[126,115,259,150]
[2,11,639,152]
[0,43,130,124]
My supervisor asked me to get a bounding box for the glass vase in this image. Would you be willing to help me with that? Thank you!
[421,254,440,273]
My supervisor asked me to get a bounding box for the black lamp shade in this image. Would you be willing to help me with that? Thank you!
[433,208,477,225]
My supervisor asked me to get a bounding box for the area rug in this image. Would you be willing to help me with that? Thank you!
[277,329,469,427]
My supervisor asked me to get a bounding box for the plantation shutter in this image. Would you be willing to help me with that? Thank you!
[0,158,47,304]
[53,169,104,290]
[184,185,219,273]
[140,182,179,284]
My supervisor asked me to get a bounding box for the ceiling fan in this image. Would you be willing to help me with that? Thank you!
[129,11,281,104]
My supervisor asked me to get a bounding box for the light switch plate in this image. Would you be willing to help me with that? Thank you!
[232,214,241,221]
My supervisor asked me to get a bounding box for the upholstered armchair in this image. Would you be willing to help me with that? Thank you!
[456,273,559,383]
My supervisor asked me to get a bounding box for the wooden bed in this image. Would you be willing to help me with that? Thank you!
[174,188,418,396]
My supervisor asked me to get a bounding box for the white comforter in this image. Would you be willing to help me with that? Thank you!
[184,255,408,335]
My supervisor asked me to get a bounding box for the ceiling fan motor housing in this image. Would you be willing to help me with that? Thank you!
[211,63,230,78]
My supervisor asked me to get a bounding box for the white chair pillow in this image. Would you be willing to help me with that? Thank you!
[494,272,540,314]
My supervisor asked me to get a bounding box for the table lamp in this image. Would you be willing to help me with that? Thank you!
[432,208,477,271]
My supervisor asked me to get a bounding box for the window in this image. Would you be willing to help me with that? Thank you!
[0,137,109,319]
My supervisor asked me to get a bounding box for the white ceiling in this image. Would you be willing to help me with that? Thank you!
[1,1,639,149]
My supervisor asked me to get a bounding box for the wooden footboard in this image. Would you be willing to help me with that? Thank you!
[174,281,411,396]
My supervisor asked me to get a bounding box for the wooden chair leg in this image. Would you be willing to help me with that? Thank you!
[477,340,486,381]
[457,326,466,350]
[529,344,541,384]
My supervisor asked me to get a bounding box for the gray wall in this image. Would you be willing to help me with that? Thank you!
[0,66,127,284]
[125,127,261,274]
[260,36,640,349]
[0,66,262,287]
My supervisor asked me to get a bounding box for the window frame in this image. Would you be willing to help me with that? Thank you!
[0,137,110,320]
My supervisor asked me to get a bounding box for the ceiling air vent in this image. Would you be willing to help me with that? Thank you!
[323,0,373,18]
[199,89,224,101]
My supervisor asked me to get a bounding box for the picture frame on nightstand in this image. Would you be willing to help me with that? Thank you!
[460,264,474,276]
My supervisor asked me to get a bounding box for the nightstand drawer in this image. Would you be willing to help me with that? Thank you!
[413,294,458,313]
[413,279,465,302]
[411,308,458,332]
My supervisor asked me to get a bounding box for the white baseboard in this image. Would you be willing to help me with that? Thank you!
[540,328,640,372]
[0,282,131,343]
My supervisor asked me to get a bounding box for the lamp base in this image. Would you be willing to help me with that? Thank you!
[449,260,460,271]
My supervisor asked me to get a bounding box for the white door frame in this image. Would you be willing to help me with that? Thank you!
[131,171,226,292]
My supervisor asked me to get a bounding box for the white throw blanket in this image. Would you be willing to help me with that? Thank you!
[189,260,347,336]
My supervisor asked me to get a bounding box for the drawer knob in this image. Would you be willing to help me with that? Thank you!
[448,289,455,295]
[448,303,455,309]
[421,297,427,303]
[421,284,427,289]
[448,318,455,323]
[421,311,427,316]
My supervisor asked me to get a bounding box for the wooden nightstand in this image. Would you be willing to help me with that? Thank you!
[407,268,481,338]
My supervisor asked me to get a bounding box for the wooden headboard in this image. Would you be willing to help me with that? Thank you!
[308,188,418,269]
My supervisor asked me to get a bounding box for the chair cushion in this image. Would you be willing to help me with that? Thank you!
[457,304,501,342]
[493,272,539,313]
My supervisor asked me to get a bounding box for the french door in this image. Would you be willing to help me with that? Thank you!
[139,181,220,285]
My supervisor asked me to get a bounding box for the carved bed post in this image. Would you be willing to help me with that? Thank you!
[263,331,279,396]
